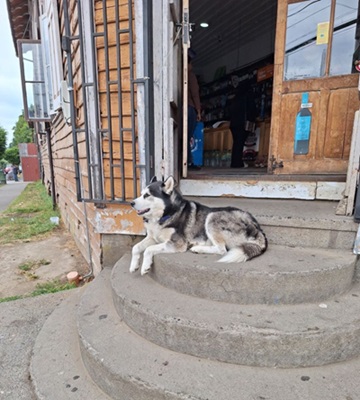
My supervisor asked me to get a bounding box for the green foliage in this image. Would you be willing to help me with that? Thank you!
[0,158,7,170]
[19,259,51,271]
[0,280,76,303]
[0,181,60,244]
[4,146,20,166]
[30,280,77,296]
[10,114,34,147]
[0,295,23,303]
[0,126,6,159]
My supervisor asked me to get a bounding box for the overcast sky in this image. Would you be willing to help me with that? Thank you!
[0,1,24,146]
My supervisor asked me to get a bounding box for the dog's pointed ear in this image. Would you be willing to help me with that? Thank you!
[163,176,176,194]
[149,176,157,184]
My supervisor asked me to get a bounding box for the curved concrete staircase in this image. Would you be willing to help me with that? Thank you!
[30,200,360,399]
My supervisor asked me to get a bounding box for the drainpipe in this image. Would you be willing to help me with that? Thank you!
[78,166,94,280]
[46,128,56,210]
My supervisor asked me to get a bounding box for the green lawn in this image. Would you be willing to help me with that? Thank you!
[0,181,61,244]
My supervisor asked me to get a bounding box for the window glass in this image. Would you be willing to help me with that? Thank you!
[18,41,51,121]
[40,15,54,112]
[330,0,359,75]
[284,0,332,80]
[39,0,63,113]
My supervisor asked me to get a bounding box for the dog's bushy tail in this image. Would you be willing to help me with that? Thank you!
[219,242,266,263]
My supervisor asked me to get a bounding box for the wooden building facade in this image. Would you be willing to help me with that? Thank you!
[6,0,360,274]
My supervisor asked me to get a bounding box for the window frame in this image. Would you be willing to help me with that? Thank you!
[17,39,52,122]
[284,0,359,80]
[39,0,63,114]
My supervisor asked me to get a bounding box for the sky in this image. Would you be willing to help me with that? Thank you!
[0,1,24,146]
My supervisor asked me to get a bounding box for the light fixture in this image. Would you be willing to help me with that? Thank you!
[200,22,209,28]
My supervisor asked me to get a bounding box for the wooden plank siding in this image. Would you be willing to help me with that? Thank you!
[95,0,139,201]
[39,0,143,275]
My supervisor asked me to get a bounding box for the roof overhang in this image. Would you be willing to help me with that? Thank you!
[6,0,31,56]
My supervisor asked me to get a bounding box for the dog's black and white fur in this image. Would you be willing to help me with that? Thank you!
[130,176,267,275]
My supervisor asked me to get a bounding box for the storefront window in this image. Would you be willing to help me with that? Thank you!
[284,0,360,80]
[330,0,358,75]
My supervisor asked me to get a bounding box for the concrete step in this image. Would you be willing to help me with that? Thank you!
[79,268,360,400]
[187,197,358,250]
[30,288,111,400]
[151,245,356,304]
[112,255,360,368]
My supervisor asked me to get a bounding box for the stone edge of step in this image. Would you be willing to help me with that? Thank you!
[30,288,111,400]
[112,255,360,368]
[150,246,356,305]
[78,268,360,400]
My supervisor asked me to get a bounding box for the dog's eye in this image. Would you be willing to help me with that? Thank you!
[143,193,150,199]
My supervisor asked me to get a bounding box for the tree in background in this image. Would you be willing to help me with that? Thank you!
[9,114,34,148]
[3,113,34,167]
[0,126,7,160]
[4,146,20,166]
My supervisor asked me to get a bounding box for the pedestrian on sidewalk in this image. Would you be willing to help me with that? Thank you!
[12,165,19,182]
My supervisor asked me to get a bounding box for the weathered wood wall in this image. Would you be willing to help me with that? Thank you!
[40,0,142,275]
[95,0,140,200]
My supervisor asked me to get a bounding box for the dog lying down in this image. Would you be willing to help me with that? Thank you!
[130,176,267,275]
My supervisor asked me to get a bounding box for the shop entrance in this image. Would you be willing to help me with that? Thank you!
[184,0,360,181]
[186,0,278,177]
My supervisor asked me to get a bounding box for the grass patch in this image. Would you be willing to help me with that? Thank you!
[0,279,77,303]
[0,181,60,244]
[0,295,23,303]
[19,259,51,272]
[30,280,77,296]
[18,259,52,280]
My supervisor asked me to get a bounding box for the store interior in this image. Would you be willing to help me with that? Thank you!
[188,0,278,176]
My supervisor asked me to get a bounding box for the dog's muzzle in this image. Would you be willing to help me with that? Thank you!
[131,201,150,216]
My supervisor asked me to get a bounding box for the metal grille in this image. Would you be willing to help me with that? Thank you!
[62,0,153,204]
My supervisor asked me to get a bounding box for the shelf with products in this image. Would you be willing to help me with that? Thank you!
[200,57,274,128]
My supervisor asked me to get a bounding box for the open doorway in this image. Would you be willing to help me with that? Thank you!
[186,0,278,178]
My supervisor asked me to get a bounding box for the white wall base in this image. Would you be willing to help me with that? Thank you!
[179,179,346,201]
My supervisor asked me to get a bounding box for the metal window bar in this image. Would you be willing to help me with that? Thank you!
[78,0,104,201]
[62,0,152,204]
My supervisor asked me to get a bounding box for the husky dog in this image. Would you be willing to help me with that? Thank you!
[130,176,267,275]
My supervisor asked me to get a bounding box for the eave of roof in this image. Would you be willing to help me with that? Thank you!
[6,0,31,56]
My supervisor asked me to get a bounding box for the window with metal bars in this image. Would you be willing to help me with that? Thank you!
[62,0,153,205]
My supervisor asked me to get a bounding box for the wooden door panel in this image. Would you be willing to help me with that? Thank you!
[273,86,358,174]
[324,88,356,158]
[344,89,359,157]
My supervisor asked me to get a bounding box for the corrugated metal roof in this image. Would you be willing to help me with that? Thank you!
[6,0,31,55]
[189,0,278,67]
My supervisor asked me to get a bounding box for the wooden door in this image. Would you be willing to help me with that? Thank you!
[153,0,182,179]
[270,0,360,175]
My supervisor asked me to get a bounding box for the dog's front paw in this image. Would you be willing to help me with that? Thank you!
[140,266,151,275]
[190,245,202,253]
[129,258,140,273]
[140,260,152,275]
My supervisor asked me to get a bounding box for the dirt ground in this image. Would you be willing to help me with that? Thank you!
[0,227,90,299]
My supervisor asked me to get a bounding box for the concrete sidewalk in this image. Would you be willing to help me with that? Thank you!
[0,179,46,399]
[0,291,75,399]
[0,181,29,212]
